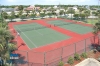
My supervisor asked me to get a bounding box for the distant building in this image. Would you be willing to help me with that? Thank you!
[73,6,78,11]
[26,5,35,11]
[53,5,58,9]
[25,5,40,11]
[14,6,19,11]
[0,8,15,12]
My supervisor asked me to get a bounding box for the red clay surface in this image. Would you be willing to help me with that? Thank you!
[8,18,98,65]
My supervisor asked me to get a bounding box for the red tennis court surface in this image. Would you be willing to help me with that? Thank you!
[8,18,99,66]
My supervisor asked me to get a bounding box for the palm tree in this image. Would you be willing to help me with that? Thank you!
[78,7,84,21]
[67,8,75,20]
[0,12,5,27]
[2,11,8,19]
[18,10,23,18]
[0,28,16,65]
[26,10,30,17]
[93,21,100,44]
[84,10,90,21]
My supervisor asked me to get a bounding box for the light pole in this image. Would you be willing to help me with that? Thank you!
[98,0,100,21]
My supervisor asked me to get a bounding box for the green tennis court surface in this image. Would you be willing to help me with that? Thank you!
[48,20,93,34]
[14,23,70,49]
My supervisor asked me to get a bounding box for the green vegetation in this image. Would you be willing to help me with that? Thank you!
[0,13,17,65]
[58,61,64,66]
[86,19,98,25]
[67,57,74,66]
[40,13,45,18]
[81,52,87,58]
[74,53,81,61]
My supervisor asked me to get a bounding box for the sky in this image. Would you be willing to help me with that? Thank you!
[0,0,99,5]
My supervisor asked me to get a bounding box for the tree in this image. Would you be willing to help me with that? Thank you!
[40,13,45,18]
[78,7,85,21]
[9,11,15,21]
[93,21,100,43]
[32,10,35,14]
[2,11,8,19]
[18,5,24,11]
[0,20,8,29]
[30,13,36,19]
[26,10,30,17]
[67,8,75,14]
[59,10,64,15]
[67,8,75,19]
[64,7,68,15]
[47,12,52,17]
[0,28,16,65]
[43,10,46,13]
[80,14,86,21]
[73,14,79,20]
[84,10,90,20]
[38,9,41,13]
[18,10,23,18]
[20,15,26,21]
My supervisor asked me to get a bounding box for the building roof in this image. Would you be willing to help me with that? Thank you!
[75,58,100,66]
[0,8,14,12]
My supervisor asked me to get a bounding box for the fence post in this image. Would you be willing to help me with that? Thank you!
[44,52,46,66]
[74,43,76,54]
[61,47,63,61]
[85,39,86,52]
[98,35,100,44]
[26,51,29,66]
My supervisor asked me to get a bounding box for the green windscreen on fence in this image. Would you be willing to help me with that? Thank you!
[14,23,70,49]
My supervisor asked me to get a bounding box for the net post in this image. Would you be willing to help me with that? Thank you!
[44,52,46,66]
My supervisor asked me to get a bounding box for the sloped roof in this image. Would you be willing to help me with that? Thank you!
[75,58,100,66]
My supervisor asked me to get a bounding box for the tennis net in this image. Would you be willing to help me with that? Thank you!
[54,21,77,26]
[16,25,51,33]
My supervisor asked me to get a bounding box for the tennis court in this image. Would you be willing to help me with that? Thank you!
[14,23,70,49]
[48,20,93,34]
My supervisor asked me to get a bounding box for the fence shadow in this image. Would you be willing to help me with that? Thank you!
[14,54,28,65]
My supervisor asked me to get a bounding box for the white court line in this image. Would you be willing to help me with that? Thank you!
[15,26,37,48]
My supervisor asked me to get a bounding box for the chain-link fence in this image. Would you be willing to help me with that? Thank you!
[13,35,99,66]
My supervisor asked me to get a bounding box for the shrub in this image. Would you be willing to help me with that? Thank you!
[58,61,64,66]
[67,57,74,66]
[81,52,87,58]
[74,53,81,61]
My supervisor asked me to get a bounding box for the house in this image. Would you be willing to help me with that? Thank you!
[73,6,78,11]
[25,5,40,11]
[26,5,35,11]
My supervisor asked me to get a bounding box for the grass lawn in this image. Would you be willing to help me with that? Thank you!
[86,19,98,25]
